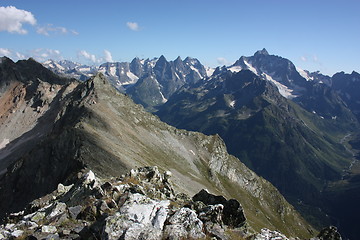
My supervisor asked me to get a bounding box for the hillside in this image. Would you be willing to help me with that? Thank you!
[0,58,315,238]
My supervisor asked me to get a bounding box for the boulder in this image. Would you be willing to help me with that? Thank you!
[193,189,246,228]
[103,193,170,240]
[164,207,205,239]
[254,228,289,240]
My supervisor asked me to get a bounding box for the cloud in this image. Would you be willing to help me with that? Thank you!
[30,48,63,61]
[216,57,229,66]
[103,50,113,62]
[126,22,140,31]
[0,6,36,34]
[36,24,79,36]
[78,50,97,63]
[0,48,12,56]
[300,56,307,62]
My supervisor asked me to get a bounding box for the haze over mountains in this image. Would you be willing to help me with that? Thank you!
[0,48,359,239]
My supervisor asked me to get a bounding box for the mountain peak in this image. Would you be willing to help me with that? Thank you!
[254,48,269,56]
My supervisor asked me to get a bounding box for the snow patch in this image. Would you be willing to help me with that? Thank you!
[262,72,296,99]
[205,67,215,77]
[228,66,242,73]
[229,100,236,108]
[190,66,202,78]
[297,67,313,81]
[243,60,258,75]
[109,66,116,76]
[126,71,139,83]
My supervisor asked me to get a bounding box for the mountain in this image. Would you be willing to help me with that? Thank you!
[332,71,360,121]
[0,57,315,238]
[42,56,209,111]
[42,59,97,81]
[156,64,360,238]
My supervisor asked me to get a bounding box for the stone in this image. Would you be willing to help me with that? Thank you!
[57,183,66,193]
[103,193,170,240]
[47,202,67,218]
[68,205,82,219]
[193,189,246,228]
[83,170,98,188]
[165,207,205,239]
[254,228,289,240]
[30,211,46,223]
[41,225,57,234]
[198,204,224,225]
[11,229,24,238]
[44,233,60,239]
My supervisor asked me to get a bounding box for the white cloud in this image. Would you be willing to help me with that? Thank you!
[36,24,79,36]
[0,6,36,34]
[30,48,63,61]
[126,22,140,31]
[103,50,113,62]
[217,57,229,66]
[0,48,12,56]
[78,50,97,63]
[300,56,307,62]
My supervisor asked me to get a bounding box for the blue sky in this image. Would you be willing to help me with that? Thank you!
[0,0,359,76]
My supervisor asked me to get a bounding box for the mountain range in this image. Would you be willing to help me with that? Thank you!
[41,49,360,239]
[0,56,318,239]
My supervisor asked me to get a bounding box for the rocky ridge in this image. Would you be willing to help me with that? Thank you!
[0,166,340,240]
[0,58,314,238]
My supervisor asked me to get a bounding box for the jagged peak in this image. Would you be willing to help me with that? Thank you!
[254,48,269,56]
[174,56,182,62]
[86,72,112,90]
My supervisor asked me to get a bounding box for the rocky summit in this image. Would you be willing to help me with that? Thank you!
[0,166,340,240]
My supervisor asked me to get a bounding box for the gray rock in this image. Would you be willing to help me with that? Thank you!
[41,225,57,234]
[103,193,170,240]
[193,189,246,228]
[68,205,82,219]
[254,228,289,240]
[47,202,67,219]
[164,207,205,239]
[11,229,24,238]
[198,204,224,225]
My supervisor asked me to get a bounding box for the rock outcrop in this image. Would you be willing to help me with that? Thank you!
[0,167,249,240]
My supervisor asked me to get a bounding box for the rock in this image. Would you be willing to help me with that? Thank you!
[11,229,24,238]
[83,170,98,188]
[44,233,60,239]
[204,222,228,240]
[317,226,342,240]
[68,205,82,219]
[29,211,46,223]
[193,189,246,228]
[254,228,289,240]
[41,225,57,233]
[47,202,67,219]
[198,204,224,225]
[57,183,66,193]
[164,207,205,239]
[103,193,170,240]
[122,224,162,240]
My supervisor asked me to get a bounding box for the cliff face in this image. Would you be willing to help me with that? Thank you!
[0,58,314,238]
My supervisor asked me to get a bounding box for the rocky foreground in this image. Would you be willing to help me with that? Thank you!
[0,166,341,240]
